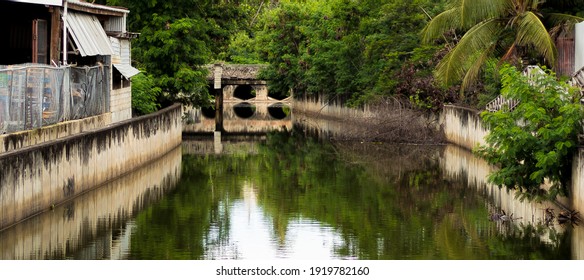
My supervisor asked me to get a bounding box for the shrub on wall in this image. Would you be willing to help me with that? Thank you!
[475,65,584,201]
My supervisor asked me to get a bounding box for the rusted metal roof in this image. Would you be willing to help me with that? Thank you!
[66,11,114,57]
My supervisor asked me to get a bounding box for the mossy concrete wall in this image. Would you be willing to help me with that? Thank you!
[0,104,182,230]
[0,113,112,154]
[440,105,489,150]
[572,149,584,215]
[441,104,583,219]
[0,146,181,259]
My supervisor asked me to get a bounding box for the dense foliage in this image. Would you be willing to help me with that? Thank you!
[242,0,454,106]
[99,0,583,111]
[106,0,257,108]
[102,0,459,109]
[130,73,161,115]
[475,65,584,201]
[422,0,584,93]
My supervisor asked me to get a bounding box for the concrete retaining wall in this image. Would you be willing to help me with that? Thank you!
[442,105,584,216]
[0,113,112,154]
[572,149,584,214]
[293,96,373,120]
[0,145,181,259]
[0,104,182,230]
[441,105,489,150]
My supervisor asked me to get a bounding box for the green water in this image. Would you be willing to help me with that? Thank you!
[128,131,571,260]
[0,129,574,259]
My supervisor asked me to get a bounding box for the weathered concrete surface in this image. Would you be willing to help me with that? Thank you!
[0,104,182,230]
[442,105,584,239]
[222,84,269,101]
[0,146,181,259]
[293,95,442,143]
[572,149,584,218]
[110,87,132,123]
[293,95,374,120]
[440,105,489,150]
[0,113,112,154]
[441,145,584,258]
[183,103,292,134]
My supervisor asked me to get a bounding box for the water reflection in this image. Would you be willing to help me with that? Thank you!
[441,145,583,259]
[203,183,345,259]
[0,146,182,260]
[2,129,581,259]
[126,130,575,259]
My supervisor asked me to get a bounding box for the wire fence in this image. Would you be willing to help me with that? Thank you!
[0,64,109,134]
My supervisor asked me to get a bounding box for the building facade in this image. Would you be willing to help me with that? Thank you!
[0,0,139,134]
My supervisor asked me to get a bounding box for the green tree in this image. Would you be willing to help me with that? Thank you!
[131,73,161,115]
[422,0,583,92]
[250,0,450,105]
[107,0,248,107]
[475,65,584,201]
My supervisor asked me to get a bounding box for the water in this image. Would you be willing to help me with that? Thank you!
[0,129,580,259]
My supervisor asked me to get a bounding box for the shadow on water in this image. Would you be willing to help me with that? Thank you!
[0,146,182,260]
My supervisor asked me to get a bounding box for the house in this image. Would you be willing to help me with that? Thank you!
[0,0,139,134]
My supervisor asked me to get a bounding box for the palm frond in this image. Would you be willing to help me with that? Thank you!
[528,0,545,11]
[421,7,461,43]
[461,44,497,92]
[422,0,512,43]
[459,0,511,28]
[515,11,557,65]
[435,19,500,86]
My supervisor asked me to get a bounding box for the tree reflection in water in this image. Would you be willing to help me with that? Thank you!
[128,129,572,260]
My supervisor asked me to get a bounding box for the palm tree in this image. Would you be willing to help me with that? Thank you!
[422,0,583,91]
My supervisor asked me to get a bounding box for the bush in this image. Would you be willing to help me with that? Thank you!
[131,73,161,115]
[474,65,584,201]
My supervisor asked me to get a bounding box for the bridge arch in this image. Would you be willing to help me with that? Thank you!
[267,89,289,101]
[267,103,290,120]
[204,64,293,132]
[233,102,256,119]
[233,85,256,100]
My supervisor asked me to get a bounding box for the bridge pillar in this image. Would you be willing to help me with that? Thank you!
[214,64,224,132]
[254,85,268,101]
[223,85,236,100]
[256,103,268,117]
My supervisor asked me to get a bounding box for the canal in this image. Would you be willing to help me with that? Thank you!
[0,124,582,259]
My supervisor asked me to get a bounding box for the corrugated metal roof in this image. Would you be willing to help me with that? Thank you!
[67,12,114,57]
[9,0,62,6]
[113,64,140,79]
[68,0,129,14]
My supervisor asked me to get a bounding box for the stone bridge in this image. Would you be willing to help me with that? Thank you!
[206,63,292,102]
[183,64,292,134]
